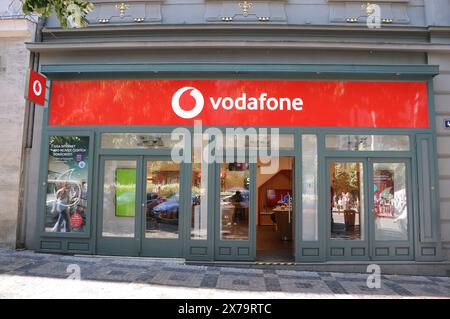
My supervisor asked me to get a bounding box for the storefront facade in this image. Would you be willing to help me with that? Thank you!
[21,0,450,265]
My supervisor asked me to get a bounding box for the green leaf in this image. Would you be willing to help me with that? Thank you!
[22,0,94,28]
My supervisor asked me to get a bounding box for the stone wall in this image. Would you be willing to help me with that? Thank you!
[431,53,450,260]
[0,17,35,247]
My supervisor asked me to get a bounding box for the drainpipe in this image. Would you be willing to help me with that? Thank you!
[15,15,45,249]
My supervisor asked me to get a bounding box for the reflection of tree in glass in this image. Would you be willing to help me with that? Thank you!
[49,136,82,147]
[333,163,360,195]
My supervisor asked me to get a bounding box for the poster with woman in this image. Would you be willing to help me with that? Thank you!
[45,136,89,233]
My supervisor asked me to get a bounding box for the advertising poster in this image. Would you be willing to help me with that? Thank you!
[45,136,89,232]
[115,168,137,217]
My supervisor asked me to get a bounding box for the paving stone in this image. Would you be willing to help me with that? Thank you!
[338,281,395,297]
[233,279,250,286]
[163,266,204,274]
[0,248,449,298]
[169,273,189,281]
[384,282,414,296]
[108,270,126,276]
[220,270,264,277]
[263,269,276,274]
[318,272,333,277]
[420,286,445,296]
[134,271,157,282]
[278,278,331,294]
[200,274,218,288]
[13,260,48,272]
[333,276,367,283]
[264,277,282,291]
[216,275,266,291]
[324,280,348,295]
[151,271,204,288]
[278,274,322,281]
[295,282,313,289]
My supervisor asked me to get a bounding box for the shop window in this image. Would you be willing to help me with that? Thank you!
[100,133,179,149]
[45,136,89,233]
[302,135,318,241]
[330,161,365,240]
[373,163,408,241]
[325,135,410,151]
[191,134,208,240]
[102,160,136,238]
[145,161,181,239]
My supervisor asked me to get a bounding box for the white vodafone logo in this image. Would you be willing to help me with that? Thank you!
[171,87,204,119]
[33,80,42,96]
[171,85,304,119]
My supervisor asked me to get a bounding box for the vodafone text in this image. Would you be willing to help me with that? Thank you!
[171,87,304,120]
[209,93,303,111]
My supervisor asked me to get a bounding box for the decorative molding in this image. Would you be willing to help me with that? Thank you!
[328,0,409,2]
[329,1,410,25]
[87,1,162,24]
[115,2,130,18]
[27,38,450,54]
[205,1,287,23]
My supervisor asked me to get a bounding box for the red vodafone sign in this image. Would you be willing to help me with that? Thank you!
[26,69,47,106]
[49,79,429,128]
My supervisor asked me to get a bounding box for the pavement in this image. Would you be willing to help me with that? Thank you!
[0,248,449,299]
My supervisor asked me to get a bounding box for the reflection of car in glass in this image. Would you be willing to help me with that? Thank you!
[149,194,200,225]
[46,199,59,227]
[146,192,164,213]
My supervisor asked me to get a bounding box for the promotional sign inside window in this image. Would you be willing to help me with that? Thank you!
[49,79,429,128]
[45,136,89,233]
[26,69,47,106]
[115,168,136,217]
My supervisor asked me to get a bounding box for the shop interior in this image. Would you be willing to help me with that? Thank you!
[256,157,295,262]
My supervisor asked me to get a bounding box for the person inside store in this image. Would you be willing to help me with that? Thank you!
[232,190,244,225]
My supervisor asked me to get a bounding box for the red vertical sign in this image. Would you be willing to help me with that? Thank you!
[26,69,47,106]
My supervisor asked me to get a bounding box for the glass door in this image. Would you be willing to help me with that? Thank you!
[214,161,256,261]
[97,156,185,257]
[97,156,142,256]
[327,159,369,260]
[141,157,184,257]
[369,159,413,260]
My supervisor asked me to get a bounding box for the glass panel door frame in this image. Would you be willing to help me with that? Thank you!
[96,155,142,256]
[368,158,414,261]
[326,157,414,261]
[140,155,185,258]
[326,158,370,261]
[214,161,257,261]
[96,155,186,257]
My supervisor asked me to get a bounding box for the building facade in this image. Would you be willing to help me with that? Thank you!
[0,0,36,248]
[17,0,450,266]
